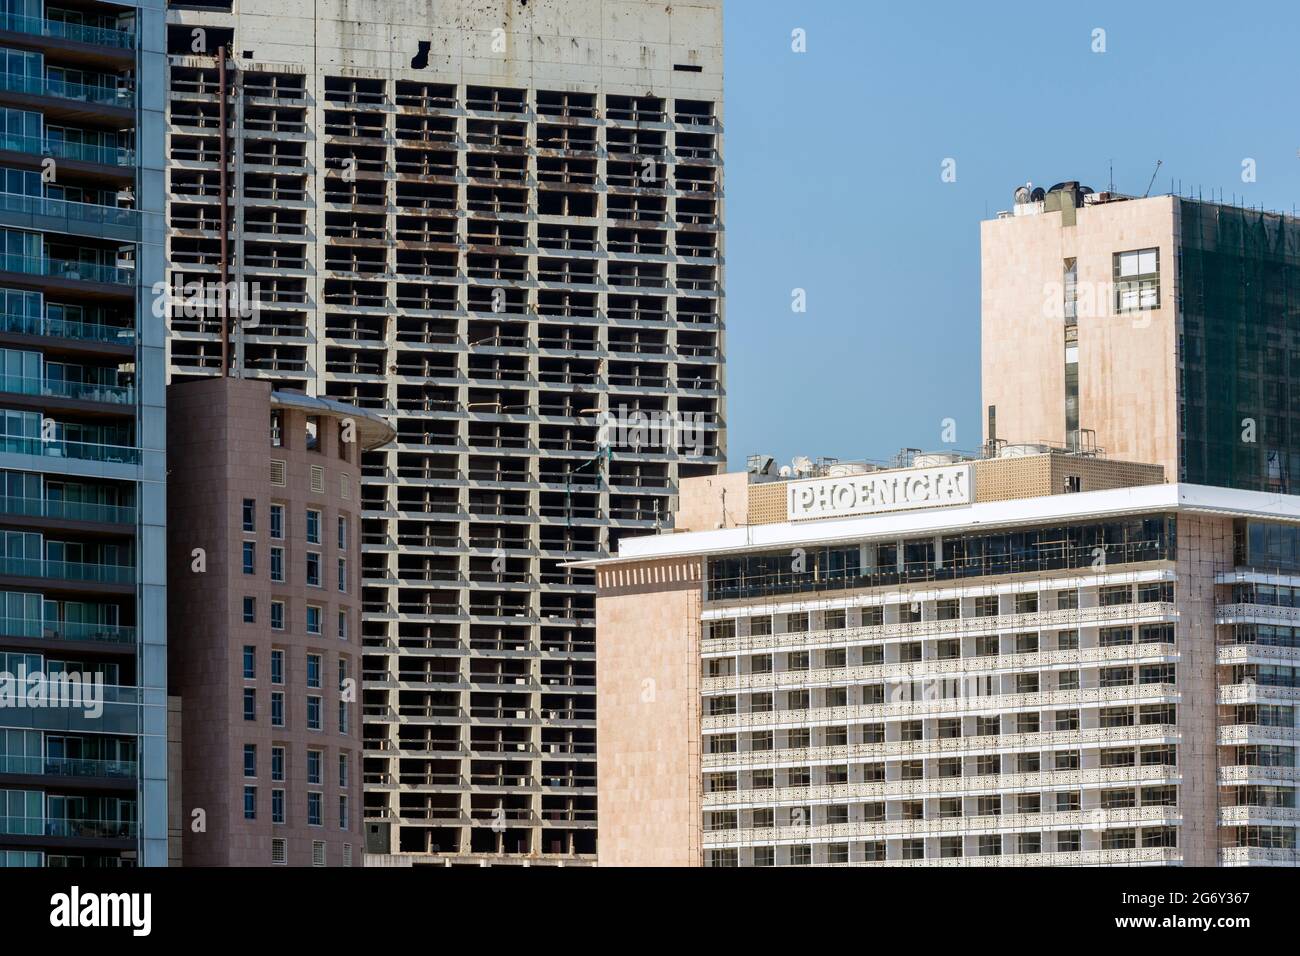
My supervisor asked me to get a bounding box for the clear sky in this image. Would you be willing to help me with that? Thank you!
[720,0,1300,469]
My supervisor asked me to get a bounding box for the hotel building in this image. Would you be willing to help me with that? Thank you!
[983,183,1300,492]
[160,0,725,864]
[588,449,1300,866]
[0,0,167,867]
[166,376,393,866]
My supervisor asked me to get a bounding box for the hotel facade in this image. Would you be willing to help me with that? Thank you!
[589,451,1300,866]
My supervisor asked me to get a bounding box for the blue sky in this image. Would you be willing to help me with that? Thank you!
[720,0,1300,468]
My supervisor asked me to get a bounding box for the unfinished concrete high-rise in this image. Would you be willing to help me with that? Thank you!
[161,0,726,864]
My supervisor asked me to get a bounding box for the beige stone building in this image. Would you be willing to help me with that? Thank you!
[982,183,1300,493]
[586,450,1300,866]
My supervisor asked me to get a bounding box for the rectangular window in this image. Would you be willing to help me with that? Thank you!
[313,841,326,866]
[307,695,322,730]
[307,654,321,688]
[338,516,348,550]
[270,410,284,447]
[242,646,256,679]
[243,744,256,778]
[242,541,256,575]
[306,509,321,544]
[242,596,256,624]
[271,649,284,684]
[242,499,256,532]
[270,601,285,630]
[271,691,284,727]
[339,753,349,789]
[338,557,347,593]
[243,688,256,720]
[339,794,349,831]
[270,546,284,582]
[1114,248,1160,313]
[271,837,286,864]
[243,785,257,820]
[306,416,321,452]
[306,552,321,587]
[307,749,322,784]
[338,610,349,641]
[270,504,284,540]
[271,789,285,824]
[271,746,285,782]
[306,605,322,635]
[308,791,322,826]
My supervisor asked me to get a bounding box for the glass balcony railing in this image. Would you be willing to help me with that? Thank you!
[0,252,133,285]
[0,130,133,166]
[0,371,134,404]
[0,310,135,343]
[0,555,134,583]
[0,817,137,838]
[0,494,136,524]
[0,615,135,643]
[0,69,134,108]
[0,753,137,778]
[0,434,139,463]
[0,13,136,49]
[0,191,139,230]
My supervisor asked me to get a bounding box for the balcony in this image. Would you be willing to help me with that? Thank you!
[0,372,133,405]
[0,493,135,524]
[0,190,139,232]
[0,615,134,643]
[0,434,139,463]
[0,753,137,779]
[0,309,134,344]
[0,70,133,108]
[0,554,134,584]
[0,251,132,285]
[0,13,136,49]
[0,130,132,167]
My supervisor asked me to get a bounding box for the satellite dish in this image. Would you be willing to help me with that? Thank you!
[1014,185,1032,204]
[1030,187,1046,202]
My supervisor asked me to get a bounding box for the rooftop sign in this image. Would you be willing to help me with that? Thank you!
[786,464,974,521]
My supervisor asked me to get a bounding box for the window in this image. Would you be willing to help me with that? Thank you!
[242,541,256,574]
[243,786,257,820]
[1114,248,1159,312]
[271,746,285,782]
[339,753,349,789]
[271,649,284,685]
[242,596,256,624]
[307,696,322,730]
[271,691,284,727]
[242,646,256,679]
[307,654,321,688]
[243,744,256,778]
[306,509,321,544]
[270,410,284,447]
[306,606,322,635]
[307,749,322,784]
[271,601,285,630]
[242,499,256,532]
[338,610,349,641]
[243,688,256,720]
[270,546,285,582]
[271,789,285,824]
[306,552,321,587]
[338,557,347,593]
[343,844,353,867]
[270,504,284,540]
[308,791,322,826]
[271,837,287,864]
[339,795,349,831]
[338,516,348,550]
[306,416,321,452]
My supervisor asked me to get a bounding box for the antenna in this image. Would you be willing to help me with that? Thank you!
[1143,159,1162,198]
[1108,158,1114,193]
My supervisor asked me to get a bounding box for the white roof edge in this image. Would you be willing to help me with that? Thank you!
[568,484,1300,569]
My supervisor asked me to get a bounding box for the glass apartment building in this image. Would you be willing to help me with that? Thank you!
[0,0,166,867]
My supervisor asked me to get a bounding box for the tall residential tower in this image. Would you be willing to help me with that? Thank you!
[0,0,167,868]
[162,0,726,864]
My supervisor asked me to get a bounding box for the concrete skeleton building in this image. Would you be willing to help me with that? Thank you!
[166,376,393,866]
[160,0,725,863]
[0,0,168,867]
[589,451,1300,866]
